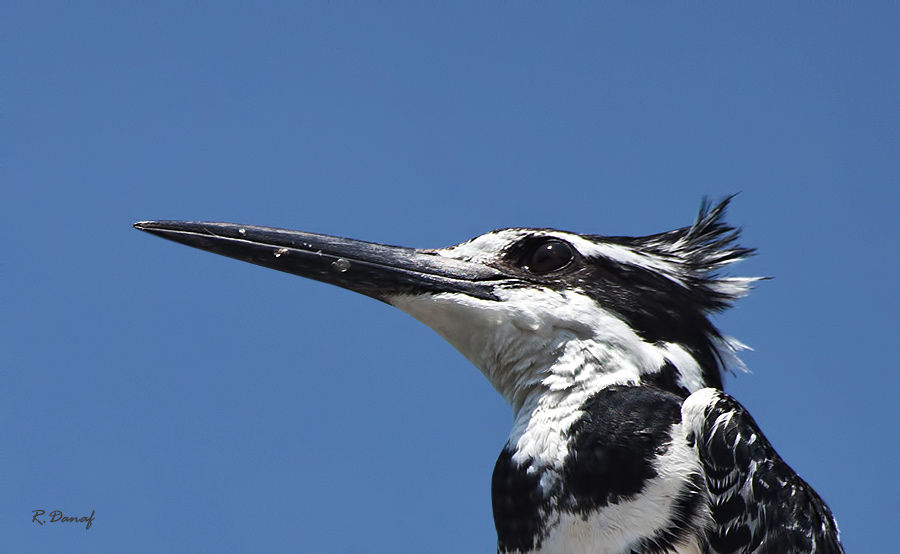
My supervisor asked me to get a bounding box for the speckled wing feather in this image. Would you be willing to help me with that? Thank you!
[683,389,844,554]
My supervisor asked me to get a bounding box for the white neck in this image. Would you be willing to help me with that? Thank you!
[390,287,719,473]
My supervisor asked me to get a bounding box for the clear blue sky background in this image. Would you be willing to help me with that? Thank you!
[4,3,897,552]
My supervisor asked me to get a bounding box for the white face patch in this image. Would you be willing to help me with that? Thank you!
[434,228,531,264]
[567,236,687,285]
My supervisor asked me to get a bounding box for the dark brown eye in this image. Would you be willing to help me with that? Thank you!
[524,240,574,274]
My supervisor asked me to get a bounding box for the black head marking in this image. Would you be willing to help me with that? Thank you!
[485,197,756,388]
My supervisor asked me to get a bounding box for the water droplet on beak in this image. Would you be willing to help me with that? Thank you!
[332,258,351,272]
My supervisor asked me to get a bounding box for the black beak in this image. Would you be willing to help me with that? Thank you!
[133,221,505,302]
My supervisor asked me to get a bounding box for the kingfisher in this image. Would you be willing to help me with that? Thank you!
[135,198,843,553]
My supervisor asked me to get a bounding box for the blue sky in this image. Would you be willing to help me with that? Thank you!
[4,3,897,552]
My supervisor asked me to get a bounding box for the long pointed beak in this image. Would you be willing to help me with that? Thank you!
[133,221,505,302]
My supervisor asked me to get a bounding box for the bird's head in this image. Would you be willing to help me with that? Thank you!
[135,198,757,415]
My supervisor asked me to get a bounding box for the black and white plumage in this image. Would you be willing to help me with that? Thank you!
[135,198,843,553]
[682,389,843,554]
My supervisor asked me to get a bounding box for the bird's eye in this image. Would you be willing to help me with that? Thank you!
[523,240,574,274]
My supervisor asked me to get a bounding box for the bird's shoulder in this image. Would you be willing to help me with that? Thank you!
[681,388,845,554]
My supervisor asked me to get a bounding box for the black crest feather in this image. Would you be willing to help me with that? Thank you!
[603,195,758,314]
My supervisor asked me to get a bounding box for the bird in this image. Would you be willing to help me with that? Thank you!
[134,198,844,554]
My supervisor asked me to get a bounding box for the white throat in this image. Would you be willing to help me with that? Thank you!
[389,287,684,407]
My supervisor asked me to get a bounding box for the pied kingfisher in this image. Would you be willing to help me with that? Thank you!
[135,198,844,553]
